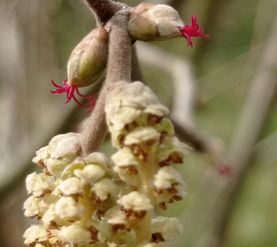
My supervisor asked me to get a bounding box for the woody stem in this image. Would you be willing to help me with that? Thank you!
[80,10,132,154]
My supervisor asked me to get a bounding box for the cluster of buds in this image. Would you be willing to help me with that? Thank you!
[51,3,208,108]
[24,82,188,246]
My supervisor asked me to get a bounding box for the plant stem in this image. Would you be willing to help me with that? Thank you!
[80,10,132,155]
[84,0,125,25]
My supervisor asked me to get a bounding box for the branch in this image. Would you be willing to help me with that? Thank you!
[0,102,84,203]
[212,18,277,246]
[172,119,221,159]
[181,18,277,247]
[84,0,126,25]
[80,10,132,154]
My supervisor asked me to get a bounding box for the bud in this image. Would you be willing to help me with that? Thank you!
[51,27,108,107]
[67,26,108,87]
[128,3,208,47]
[111,148,140,186]
[128,3,184,41]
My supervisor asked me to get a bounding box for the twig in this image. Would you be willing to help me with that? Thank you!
[80,10,132,154]
[172,119,220,156]
[84,0,126,25]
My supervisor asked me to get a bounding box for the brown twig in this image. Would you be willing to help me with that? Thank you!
[173,119,217,154]
[80,10,132,155]
[213,18,277,247]
[84,0,126,25]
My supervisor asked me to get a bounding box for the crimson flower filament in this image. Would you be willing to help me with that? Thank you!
[180,16,209,47]
[50,80,95,108]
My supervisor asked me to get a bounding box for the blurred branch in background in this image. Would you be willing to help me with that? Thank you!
[136,43,223,162]
[0,0,62,191]
[0,1,78,246]
[180,17,277,247]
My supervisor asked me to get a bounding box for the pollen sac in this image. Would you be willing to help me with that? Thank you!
[117,191,153,224]
[23,195,53,218]
[128,3,184,41]
[151,217,183,243]
[54,197,84,221]
[118,191,153,212]
[25,172,55,197]
[158,136,189,167]
[58,177,83,196]
[57,224,91,245]
[23,225,48,246]
[92,177,120,202]
[111,148,141,187]
[154,167,186,208]
[98,207,137,245]
[47,132,82,162]
[67,26,108,87]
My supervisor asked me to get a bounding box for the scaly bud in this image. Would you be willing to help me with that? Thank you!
[129,3,184,41]
[128,3,208,47]
[51,27,108,107]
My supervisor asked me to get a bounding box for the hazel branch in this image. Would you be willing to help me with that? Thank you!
[84,0,126,25]
[80,10,132,155]
[105,11,132,83]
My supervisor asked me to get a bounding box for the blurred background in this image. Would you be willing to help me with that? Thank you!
[0,0,276,246]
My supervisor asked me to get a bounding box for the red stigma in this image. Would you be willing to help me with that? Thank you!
[217,164,234,177]
[50,80,96,109]
[180,16,209,47]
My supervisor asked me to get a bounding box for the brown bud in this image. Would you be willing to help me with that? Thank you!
[128,3,184,41]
